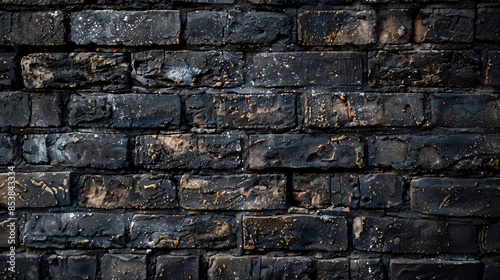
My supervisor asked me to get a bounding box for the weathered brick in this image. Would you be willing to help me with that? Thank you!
[298,10,376,46]
[390,259,482,280]
[180,174,286,210]
[215,93,296,130]
[208,255,260,280]
[252,52,363,87]
[481,222,500,253]
[379,9,412,44]
[2,11,64,45]
[0,253,41,280]
[415,6,475,43]
[359,174,404,209]
[0,0,83,4]
[71,10,180,46]
[0,53,15,87]
[23,213,127,248]
[260,257,313,279]
[486,50,500,86]
[483,258,500,280]
[22,53,129,91]
[0,172,70,208]
[186,11,225,45]
[23,133,128,169]
[185,93,216,128]
[0,134,16,165]
[100,254,146,280]
[477,4,500,42]
[156,255,199,280]
[68,93,181,128]
[225,12,290,44]
[353,216,449,254]
[248,134,364,169]
[448,222,480,254]
[0,213,15,248]
[304,92,425,128]
[250,0,352,6]
[30,93,62,127]
[243,215,348,251]
[79,174,177,209]
[369,50,480,87]
[131,214,236,249]
[411,178,500,217]
[134,134,241,170]
[431,94,500,128]
[316,258,350,280]
[0,92,30,127]
[331,174,359,208]
[47,255,97,280]
[132,50,244,88]
[293,174,331,209]
[370,134,500,170]
[172,0,234,3]
[350,259,384,280]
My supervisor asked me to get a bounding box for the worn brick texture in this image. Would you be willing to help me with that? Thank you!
[0,0,499,279]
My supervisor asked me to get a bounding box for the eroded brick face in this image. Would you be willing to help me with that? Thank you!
[1,0,499,279]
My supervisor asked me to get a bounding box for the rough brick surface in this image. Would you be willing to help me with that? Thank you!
[0,134,16,165]
[415,6,475,43]
[390,259,482,280]
[298,10,376,46]
[481,222,500,253]
[71,10,180,46]
[131,214,236,249]
[0,92,30,127]
[251,52,363,87]
[379,9,412,44]
[30,93,63,127]
[155,255,199,280]
[316,258,350,280]
[359,174,404,209]
[79,174,177,209]
[179,174,286,210]
[1,11,65,45]
[0,53,15,87]
[410,178,500,217]
[248,134,364,169]
[22,53,129,91]
[47,255,97,280]
[243,215,348,251]
[0,253,41,279]
[350,259,384,280]
[293,174,331,209]
[477,4,500,41]
[23,213,127,248]
[486,50,500,86]
[0,172,70,208]
[100,254,147,280]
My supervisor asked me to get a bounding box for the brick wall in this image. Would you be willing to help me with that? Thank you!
[0,0,499,279]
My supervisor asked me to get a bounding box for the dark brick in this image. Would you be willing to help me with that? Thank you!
[2,11,64,45]
[483,258,500,280]
[477,4,500,42]
[448,222,479,254]
[370,134,500,170]
[0,253,41,280]
[156,255,199,280]
[22,53,129,91]
[298,10,376,46]
[0,92,30,127]
[369,50,480,87]
[23,133,129,169]
[316,258,350,280]
[225,12,290,44]
[0,53,15,87]
[214,93,296,130]
[100,254,146,280]
[23,213,127,248]
[390,259,482,280]
[481,222,500,253]
[331,174,359,208]
[180,174,286,210]
[132,50,244,88]
[30,93,62,127]
[186,11,225,45]
[293,174,331,209]
[47,255,97,280]
[353,216,449,254]
[0,172,70,208]
[79,174,177,209]
[260,257,313,279]
[252,52,363,87]
[486,50,500,86]
[415,6,475,43]
[185,93,216,128]
[411,178,500,217]
[350,259,384,280]
[359,174,404,209]
[243,215,348,251]
[304,92,425,128]
[431,94,500,128]
[172,0,234,3]
[68,93,181,128]
[71,10,180,46]
[0,0,83,4]
[0,213,16,248]
[131,214,236,249]
[208,255,260,280]
[248,134,364,169]
[0,134,16,165]
[379,9,412,44]
[134,134,241,170]
[249,0,352,6]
